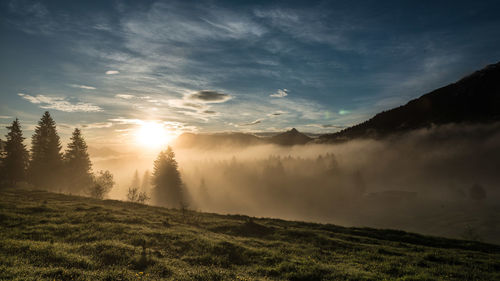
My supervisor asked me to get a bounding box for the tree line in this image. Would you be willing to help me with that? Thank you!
[0,111,114,198]
[0,111,188,209]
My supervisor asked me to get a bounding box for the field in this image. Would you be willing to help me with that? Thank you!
[0,188,499,280]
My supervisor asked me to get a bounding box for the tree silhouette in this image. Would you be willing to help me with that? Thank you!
[64,128,93,194]
[141,170,151,192]
[127,169,149,203]
[131,169,140,190]
[151,146,184,208]
[28,111,63,190]
[89,170,114,199]
[2,119,29,186]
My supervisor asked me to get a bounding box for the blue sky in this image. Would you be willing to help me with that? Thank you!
[1,0,500,147]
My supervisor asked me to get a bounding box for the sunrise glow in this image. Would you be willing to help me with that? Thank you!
[134,121,174,148]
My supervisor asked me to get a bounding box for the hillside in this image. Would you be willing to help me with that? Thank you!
[319,62,500,142]
[1,188,499,280]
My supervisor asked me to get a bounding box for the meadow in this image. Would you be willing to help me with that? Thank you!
[0,188,499,280]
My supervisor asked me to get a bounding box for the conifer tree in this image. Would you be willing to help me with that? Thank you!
[2,119,29,186]
[130,169,140,189]
[64,128,93,194]
[28,111,63,190]
[151,146,184,208]
[141,170,151,192]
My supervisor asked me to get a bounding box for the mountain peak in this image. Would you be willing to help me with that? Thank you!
[270,128,312,145]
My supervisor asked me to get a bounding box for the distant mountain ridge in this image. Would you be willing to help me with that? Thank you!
[173,128,312,148]
[318,62,500,142]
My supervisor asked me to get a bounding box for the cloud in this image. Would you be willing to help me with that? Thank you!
[307,124,346,129]
[81,122,113,129]
[18,93,102,112]
[239,119,263,126]
[186,90,232,103]
[270,89,288,98]
[338,109,350,115]
[267,110,287,117]
[106,70,120,75]
[115,94,135,99]
[108,118,143,125]
[0,116,12,119]
[70,84,96,90]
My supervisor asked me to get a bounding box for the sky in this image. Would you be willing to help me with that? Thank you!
[1,0,500,149]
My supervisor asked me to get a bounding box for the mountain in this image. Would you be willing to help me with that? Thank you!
[173,128,313,148]
[172,132,264,148]
[269,128,313,145]
[319,62,500,142]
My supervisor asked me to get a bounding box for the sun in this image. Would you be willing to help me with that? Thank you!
[134,121,173,148]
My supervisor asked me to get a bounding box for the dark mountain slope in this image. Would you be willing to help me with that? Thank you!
[269,128,312,145]
[319,62,500,142]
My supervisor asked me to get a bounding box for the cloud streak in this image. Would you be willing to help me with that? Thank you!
[186,90,232,103]
[270,89,288,98]
[70,84,96,90]
[18,93,102,112]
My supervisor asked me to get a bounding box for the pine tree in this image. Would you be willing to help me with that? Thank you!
[141,170,151,192]
[64,128,93,194]
[130,169,140,189]
[151,146,184,208]
[28,111,63,190]
[2,119,29,186]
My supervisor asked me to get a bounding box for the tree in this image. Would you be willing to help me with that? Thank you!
[141,170,151,192]
[131,169,140,190]
[127,186,150,203]
[28,111,63,190]
[64,128,93,194]
[2,119,29,186]
[89,170,114,199]
[127,169,149,203]
[151,146,184,208]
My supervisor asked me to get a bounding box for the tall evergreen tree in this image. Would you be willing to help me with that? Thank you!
[64,128,93,194]
[130,169,140,189]
[2,119,29,186]
[141,170,151,192]
[151,146,184,208]
[28,111,63,190]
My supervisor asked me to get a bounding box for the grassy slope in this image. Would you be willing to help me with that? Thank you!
[0,189,499,281]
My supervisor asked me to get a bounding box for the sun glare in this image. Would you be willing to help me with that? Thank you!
[135,121,173,148]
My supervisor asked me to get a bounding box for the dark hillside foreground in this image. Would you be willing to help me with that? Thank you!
[1,189,499,280]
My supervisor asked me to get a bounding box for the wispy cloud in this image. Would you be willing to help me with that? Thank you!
[267,110,287,117]
[186,90,232,103]
[239,119,263,126]
[0,116,12,119]
[81,122,113,129]
[115,94,135,99]
[307,123,346,129]
[270,89,288,98]
[70,84,96,90]
[106,70,120,75]
[18,93,102,112]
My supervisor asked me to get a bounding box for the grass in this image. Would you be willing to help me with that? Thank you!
[0,188,499,280]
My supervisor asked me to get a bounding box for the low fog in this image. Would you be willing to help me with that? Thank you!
[92,122,500,243]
